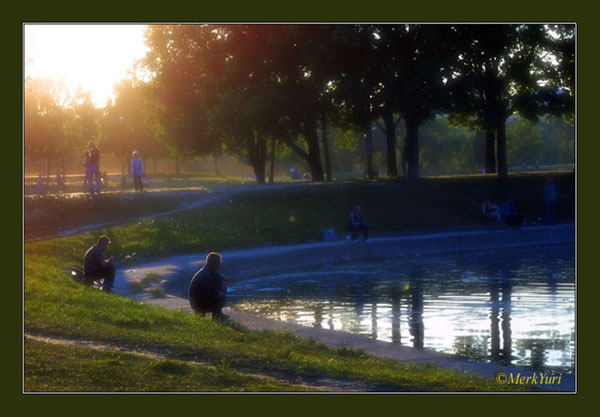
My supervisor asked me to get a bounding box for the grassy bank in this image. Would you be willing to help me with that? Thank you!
[25,173,572,392]
[25,338,311,392]
[29,172,574,265]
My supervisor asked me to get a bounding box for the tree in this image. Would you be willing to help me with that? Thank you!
[24,77,68,179]
[63,90,101,172]
[143,25,223,174]
[447,24,575,178]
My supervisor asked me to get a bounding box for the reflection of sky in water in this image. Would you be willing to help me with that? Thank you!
[228,244,575,372]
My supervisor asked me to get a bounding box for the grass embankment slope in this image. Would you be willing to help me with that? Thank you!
[25,172,573,392]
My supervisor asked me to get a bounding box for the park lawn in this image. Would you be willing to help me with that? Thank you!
[25,173,572,392]
[24,338,312,392]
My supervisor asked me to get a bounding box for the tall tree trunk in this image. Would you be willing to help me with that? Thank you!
[383,112,398,178]
[364,120,374,179]
[248,129,267,184]
[496,120,508,179]
[269,138,276,184]
[405,117,420,180]
[485,129,496,174]
[303,122,324,182]
[321,112,332,181]
[280,129,324,182]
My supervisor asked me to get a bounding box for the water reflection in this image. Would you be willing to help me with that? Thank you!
[229,244,574,372]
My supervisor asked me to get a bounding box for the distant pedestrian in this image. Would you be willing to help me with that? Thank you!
[36,174,45,194]
[101,171,109,186]
[189,252,228,320]
[544,177,557,225]
[87,142,102,195]
[56,173,66,193]
[130,151,144,192]
[83,235,116,291]
[346,204,369,242]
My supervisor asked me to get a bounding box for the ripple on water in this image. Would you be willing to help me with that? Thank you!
[228,244,575,373]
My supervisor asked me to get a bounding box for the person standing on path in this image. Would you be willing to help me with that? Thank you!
[130,151,144,192]
[87,142,102,195]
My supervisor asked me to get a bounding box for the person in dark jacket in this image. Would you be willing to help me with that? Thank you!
[83,235,116,291]
[346,204,369,242]
[188,252,228,319]
[86,142,102,195]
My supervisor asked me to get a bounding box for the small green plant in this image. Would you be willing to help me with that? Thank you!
[147,287,166,299]
[129,273,163,293]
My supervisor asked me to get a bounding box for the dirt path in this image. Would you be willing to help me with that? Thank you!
[24,332,373,392]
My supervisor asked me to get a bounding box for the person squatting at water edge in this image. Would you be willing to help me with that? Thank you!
[188,252,228,320]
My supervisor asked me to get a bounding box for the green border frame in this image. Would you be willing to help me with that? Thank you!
[9,0,593,410]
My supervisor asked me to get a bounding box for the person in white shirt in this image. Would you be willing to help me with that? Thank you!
[130,151,144,192]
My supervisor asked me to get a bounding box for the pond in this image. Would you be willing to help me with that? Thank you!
[227,243,575,373]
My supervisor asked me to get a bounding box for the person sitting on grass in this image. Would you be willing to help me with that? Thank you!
[497,198,520,228]
[189,252,228,320]
[346,204,369,243]
[83,235,116,291]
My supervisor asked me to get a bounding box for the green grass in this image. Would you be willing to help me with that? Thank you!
[25,173,572,392]
[25,338,311,392]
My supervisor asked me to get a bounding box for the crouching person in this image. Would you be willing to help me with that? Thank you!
[189,252,228,320]
[83,235,116,291]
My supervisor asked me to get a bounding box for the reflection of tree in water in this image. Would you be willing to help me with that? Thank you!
[453,335,491,360]
[408,270,425,349]
[514,336,571,371]
[391,285,402,344]
[228,244,573,369]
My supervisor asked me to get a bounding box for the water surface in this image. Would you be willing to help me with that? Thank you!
[228,244,575,372]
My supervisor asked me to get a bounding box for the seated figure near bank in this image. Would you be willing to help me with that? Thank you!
[346,204,369,242]
[83,235,116,291]
[188,252,228,320]
[497,198,521,228]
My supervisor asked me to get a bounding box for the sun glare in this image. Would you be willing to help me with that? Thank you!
[24,24,149,107]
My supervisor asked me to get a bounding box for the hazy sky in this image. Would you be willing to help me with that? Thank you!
[24,24,149,107]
